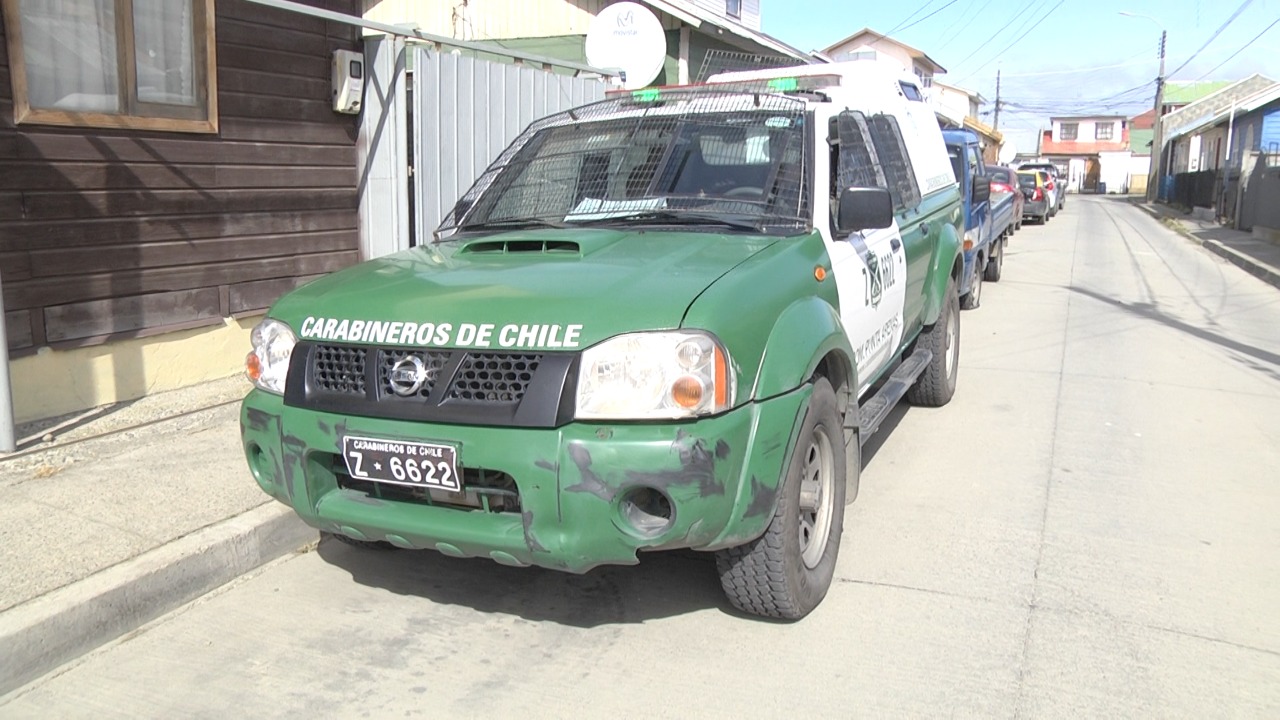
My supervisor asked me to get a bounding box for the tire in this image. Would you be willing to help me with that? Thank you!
[716,377,846,620]
[907,274,960,407]
[984,239,1003,282]
[961,259,982,310]
[325,531,398,551]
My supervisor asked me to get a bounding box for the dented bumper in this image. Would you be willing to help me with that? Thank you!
[240,386,808,573]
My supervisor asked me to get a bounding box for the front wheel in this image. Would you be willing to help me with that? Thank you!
[907,274,960,407]
[961,260,983,310]
[984,240,1004,282]
[716,377,847,620]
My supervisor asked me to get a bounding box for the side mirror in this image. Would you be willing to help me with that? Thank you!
[972,175,991,203]
[837,187,894,234]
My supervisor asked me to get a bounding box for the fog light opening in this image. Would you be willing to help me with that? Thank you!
[619,486,674,538]
[246,442,266,481]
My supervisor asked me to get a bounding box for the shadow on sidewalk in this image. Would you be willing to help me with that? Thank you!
[1070,286,1280,382]
[316,534,737,627]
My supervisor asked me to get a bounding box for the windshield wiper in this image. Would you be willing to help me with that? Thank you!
[460,217,568,231]
[569,210,762,232]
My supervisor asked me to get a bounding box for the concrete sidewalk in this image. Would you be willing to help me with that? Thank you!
[0,376,315,695]
[1128,197,1280,290]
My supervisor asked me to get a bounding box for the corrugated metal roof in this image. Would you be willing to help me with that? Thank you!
[1165,79,1280,141]
[1162,81,1233,105]
[642,0,814,62]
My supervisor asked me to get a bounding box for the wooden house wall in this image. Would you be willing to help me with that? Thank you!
[0,0,362,355]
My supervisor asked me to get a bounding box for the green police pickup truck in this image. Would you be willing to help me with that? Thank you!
[240,62,965,620]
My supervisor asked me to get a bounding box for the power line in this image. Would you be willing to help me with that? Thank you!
[997,53,1151,78]
[953,0,1067,84]
[1165,0,1256,78]
[880,1,942,38]
[1194,16,1280,80]
[949,4,1040,68]
[896,0,963,34]
[931,0,997,53]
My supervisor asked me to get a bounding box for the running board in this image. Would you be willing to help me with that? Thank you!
[853,348,933,446]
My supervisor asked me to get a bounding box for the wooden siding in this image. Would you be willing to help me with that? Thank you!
[0,0,362,353]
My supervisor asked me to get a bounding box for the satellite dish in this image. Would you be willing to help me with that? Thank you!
[585,2,666,90]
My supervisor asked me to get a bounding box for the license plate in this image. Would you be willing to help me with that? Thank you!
[341,435,460,492]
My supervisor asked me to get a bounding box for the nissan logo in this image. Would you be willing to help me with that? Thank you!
[388,355,430,396]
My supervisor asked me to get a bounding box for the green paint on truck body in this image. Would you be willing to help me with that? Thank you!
[242,383,809,571]
[240,75,966,586]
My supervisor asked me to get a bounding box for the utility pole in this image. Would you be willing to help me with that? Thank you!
[1147,30,1167,203]
[993,69,1001,131]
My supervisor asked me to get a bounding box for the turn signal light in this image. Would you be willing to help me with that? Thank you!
[245,351,263,382]
[671,375,704,408]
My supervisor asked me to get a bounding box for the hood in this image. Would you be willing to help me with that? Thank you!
[271,228,778,352]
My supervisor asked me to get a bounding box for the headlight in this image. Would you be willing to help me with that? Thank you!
[245,319,297,394]
[576,331,734,420]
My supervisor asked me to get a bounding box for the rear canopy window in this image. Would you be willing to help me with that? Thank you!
[989,168,1011,183]
[1017,174,1038,188]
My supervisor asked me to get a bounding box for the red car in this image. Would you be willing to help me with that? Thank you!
[988,165,1024,232]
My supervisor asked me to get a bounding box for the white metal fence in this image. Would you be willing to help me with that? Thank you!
[411,47,609,242]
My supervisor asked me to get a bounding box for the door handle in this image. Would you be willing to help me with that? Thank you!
[919,222,930,236]
[890,238,902,251]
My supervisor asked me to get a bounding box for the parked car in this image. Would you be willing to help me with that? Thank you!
[1017,170,1051,224]
[944,129,1015,308]
[1017,162,1065,215]
[988,165,1024,232]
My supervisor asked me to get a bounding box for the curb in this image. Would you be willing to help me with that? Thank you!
[1130,202,1280,291]
[1201,240,1280,290]
[0,503,315,696]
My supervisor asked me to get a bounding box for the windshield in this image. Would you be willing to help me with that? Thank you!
[439,90,810,236]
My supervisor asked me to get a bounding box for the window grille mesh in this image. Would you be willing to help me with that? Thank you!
[868,114,922,211]
[438,90,811,234]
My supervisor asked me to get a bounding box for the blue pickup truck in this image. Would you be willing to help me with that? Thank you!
[943,129,1015,309]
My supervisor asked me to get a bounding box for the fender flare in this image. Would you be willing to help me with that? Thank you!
[921,220,963,325]
[750,296,857,401]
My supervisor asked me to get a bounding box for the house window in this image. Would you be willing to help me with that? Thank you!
[1095,122,1114,140]
[726,0,741,18]
[1060,122,1078,141]
[2,0,217,133]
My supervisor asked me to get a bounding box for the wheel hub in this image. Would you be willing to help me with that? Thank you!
[798,428,836,569]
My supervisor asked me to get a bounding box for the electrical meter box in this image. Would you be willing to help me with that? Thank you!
[332,49,364,114]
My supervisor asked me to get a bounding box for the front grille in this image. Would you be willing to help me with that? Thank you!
[314,345,367,394]
[291,342,577,428]
[449,353,540,403]
[378,349,449,399]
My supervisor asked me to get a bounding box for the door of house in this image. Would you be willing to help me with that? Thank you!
[1084,158,1101,192]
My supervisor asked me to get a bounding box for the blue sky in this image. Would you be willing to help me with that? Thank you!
[760,0,1280,154]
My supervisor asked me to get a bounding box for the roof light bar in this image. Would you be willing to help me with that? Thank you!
[617,74,843,101]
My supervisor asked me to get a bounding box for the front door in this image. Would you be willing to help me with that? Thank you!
[822,111,907,394]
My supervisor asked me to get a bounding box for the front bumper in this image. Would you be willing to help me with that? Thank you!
[240,387,807,573]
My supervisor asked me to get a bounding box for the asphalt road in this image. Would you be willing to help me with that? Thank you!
[4,197,1278,719]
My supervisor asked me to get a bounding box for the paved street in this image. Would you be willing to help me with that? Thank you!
[3,196,1278,718]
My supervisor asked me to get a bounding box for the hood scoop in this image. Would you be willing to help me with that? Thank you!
[460,238,581,256]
